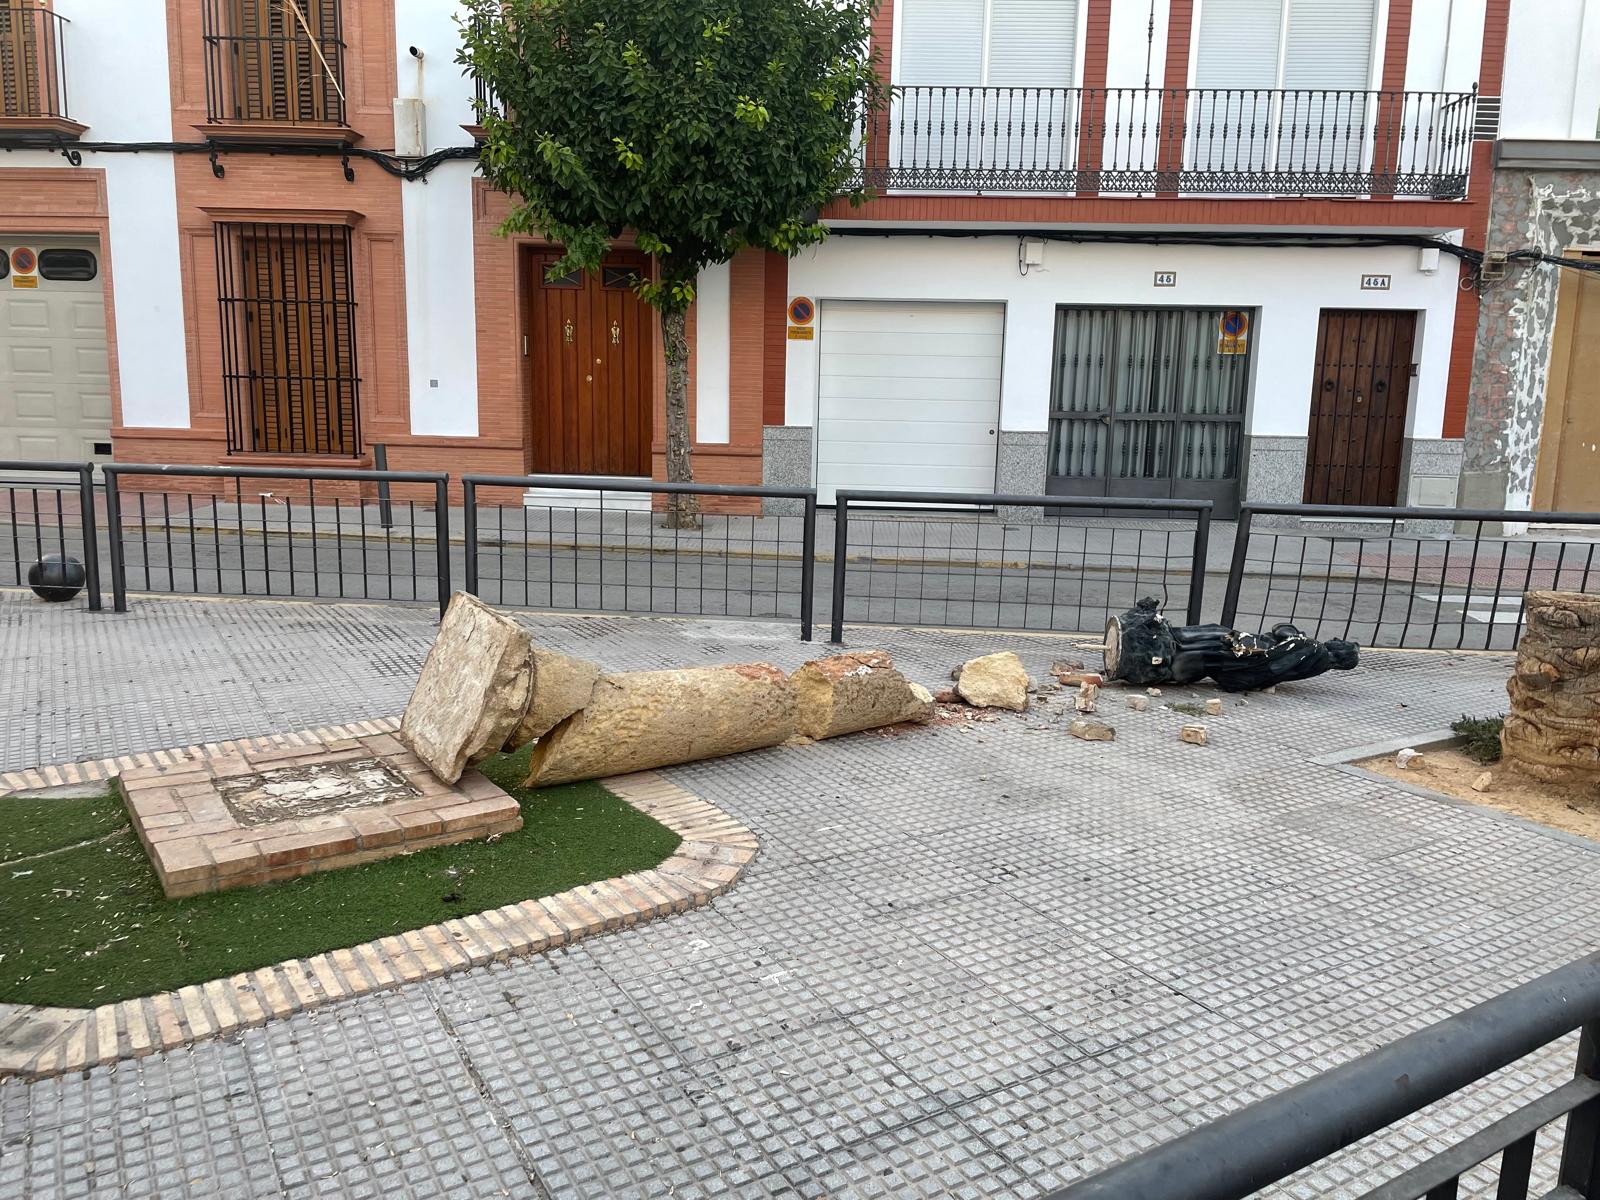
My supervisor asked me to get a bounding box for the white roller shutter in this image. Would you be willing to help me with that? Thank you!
[1282,0,1377,89]
[896,0,1079,86]
[987,0,1079,86]
[815,301,1003,505]
[1195,0,1378,89]
[897,0,983,85]
[1194,0,1285,89]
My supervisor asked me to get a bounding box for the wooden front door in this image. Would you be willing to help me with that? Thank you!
[1304,309,1416,506]
[1534,250,1600,512]
[525,251,653,476]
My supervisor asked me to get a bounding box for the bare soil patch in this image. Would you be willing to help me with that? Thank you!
[1360,744,1600,843]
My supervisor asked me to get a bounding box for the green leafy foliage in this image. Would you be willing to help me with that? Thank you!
[459,0,883,312]
[1451,713,1505,764]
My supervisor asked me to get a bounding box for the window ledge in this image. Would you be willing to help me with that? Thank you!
[197,121,361,146]
[225,452,366,467]
[0,115,88,140]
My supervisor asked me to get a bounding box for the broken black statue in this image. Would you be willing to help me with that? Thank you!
[1103,597,1359,692]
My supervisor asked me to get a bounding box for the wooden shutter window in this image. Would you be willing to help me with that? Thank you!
[0,4,43,118]
[216,222,361,456]
[206,0,346,125]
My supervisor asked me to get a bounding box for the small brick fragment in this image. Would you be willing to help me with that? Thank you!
[1146,687,1162,696]
[1056,670,1103,688]
[1180,724,1208,745]
[1075,683,1099,713]
[1069,718,1116,742]
[1204,699,1223,716]
[1126,696,1150,713]
[1471,770,1493,793]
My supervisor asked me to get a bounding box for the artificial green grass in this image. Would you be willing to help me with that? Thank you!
[0,792,129,864]
[0,745,680,1008]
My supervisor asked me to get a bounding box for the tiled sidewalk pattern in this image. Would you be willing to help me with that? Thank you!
[2,591,1598,1197]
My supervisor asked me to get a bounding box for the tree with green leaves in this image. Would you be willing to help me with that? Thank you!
[461,0,882,526]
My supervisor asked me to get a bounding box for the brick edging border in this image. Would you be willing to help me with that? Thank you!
[0,726,757,1081]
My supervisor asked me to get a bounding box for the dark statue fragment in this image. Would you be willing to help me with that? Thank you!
[1103,597,1359,693]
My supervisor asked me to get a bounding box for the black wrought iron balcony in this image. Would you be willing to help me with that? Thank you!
[0,3,80,138]
[856,85,1479,199]
[200,0,348,130]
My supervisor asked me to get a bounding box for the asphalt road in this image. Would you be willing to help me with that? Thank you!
[2,517,1547,651]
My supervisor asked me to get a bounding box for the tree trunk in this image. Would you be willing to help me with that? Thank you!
[660,304,700,529]
[1502,590,1600,783]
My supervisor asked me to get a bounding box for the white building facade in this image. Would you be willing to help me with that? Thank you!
[0,0,1591,518]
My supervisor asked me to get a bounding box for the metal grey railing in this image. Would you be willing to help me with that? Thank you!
[462,475,820,641]
[1220,502,1600,651]
[829,490,1213,643]
[0,460,100,610]
[1052,952,1600,1200]
[103,464,451,615]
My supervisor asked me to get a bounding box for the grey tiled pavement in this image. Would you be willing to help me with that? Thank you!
[3,589,1599,1198]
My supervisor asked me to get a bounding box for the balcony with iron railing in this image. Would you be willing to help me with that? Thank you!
[199,0,350,141]
[853,85,1481,199]
[0,2,81,140]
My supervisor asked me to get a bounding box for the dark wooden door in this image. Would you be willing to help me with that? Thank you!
[526,252,653,476]
[1304,310,1415,506]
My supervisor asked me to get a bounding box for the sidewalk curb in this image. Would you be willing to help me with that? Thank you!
[0,722,756,1081]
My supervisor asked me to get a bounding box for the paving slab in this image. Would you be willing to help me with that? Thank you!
[2,592,1596,1197]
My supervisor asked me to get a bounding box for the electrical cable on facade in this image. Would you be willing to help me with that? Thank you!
[0,137,479,182]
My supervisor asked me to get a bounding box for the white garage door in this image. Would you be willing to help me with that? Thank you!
[815,300,1003,504]
[0,237,112,464]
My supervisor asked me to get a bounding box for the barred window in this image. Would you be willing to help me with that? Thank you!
[216,222,361,456]
[202,0,347,125]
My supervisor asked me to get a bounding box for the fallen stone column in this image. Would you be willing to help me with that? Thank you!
[524,664,797,787]
[792,651,933,740]
[399,593,601,783]
[1502,590,1600,784]
[508,647,604,746]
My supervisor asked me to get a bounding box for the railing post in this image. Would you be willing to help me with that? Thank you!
[373,442,393,530]
[434,476,452,618]
[461,478,478,598]
[799,491,817,642]
[76,464,101,612]
[829,494,849,644]
[1220,505,1253,628]
[1187,503,1212,626]
[103,468,127,613]
[1558,1021,1600,1194]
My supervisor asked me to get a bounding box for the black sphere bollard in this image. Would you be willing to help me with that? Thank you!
[27,554,86,603]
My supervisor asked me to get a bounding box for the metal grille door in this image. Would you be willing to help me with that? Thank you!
[1047,307,1249,515]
